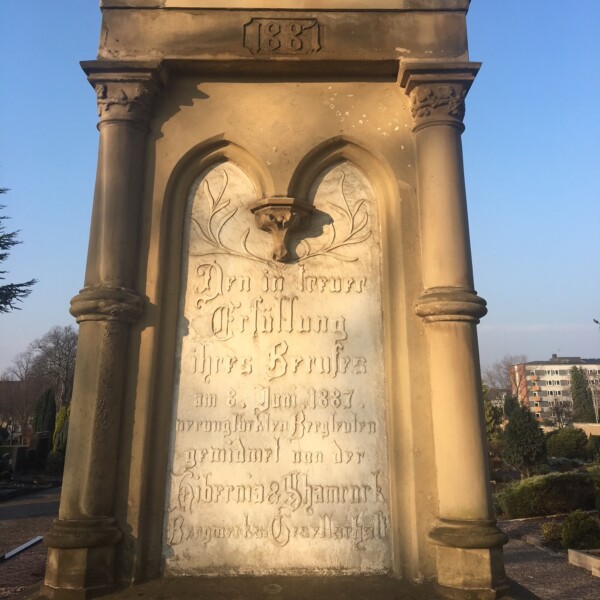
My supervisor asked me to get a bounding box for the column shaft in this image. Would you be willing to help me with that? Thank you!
[416,124,473,291]
[85,124,147,287]
[42,61,164,600]
[400,61,508,598]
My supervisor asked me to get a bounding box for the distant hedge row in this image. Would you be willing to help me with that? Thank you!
[495,470,598,519]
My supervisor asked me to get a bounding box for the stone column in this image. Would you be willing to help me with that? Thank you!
[41,62,165,600]
[399,61,508,599]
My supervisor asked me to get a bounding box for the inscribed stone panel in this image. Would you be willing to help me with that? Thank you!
[164,161,390,574]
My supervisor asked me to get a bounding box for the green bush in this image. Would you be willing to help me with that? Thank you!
[587,436,600,460]
[540,520,562,546]
[494,472,596,518]
[587,465,600,511]
[546,427,590,460]
[548,457,579,472]
[560,510,600,549]
[531,463,551,476]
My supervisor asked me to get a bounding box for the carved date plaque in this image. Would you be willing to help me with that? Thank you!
[244,18,321,55]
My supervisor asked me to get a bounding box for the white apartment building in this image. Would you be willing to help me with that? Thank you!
[510,355,600,422]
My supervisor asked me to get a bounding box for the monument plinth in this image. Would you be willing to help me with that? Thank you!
[41,1,508,599]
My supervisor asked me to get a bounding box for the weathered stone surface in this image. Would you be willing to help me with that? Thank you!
[43,0,506,598]
[165,161,390,574]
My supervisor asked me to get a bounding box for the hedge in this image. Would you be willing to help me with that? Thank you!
[495,472,596,519]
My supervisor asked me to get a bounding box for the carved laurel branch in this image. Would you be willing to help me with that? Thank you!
[296,172,370,264]
[190,169,370,266]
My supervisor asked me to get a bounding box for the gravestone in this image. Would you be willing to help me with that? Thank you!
[41,1,508,599]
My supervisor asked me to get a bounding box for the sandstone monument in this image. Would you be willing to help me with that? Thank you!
[41,1,508,598]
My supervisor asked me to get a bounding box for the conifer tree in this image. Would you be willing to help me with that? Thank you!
[0,188,36,312]
[32,388,56,435]
[570,366,596,423]
[502,405,546,477]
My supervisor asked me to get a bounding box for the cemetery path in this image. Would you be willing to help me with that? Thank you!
[0,487,59,599]
[1,494,599,600]
[503,537,600,600]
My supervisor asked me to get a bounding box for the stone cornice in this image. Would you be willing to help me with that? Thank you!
[70,285,144,324]
[398,60,480,131]
[81,60,167,129]
[100,1,471,10]
[415,287,487,324]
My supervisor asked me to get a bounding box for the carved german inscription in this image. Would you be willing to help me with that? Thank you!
[165,162,390,574]
[244,18,321,55]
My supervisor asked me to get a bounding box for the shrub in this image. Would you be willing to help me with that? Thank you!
[587,436,600,460]
[531,463,551,476]
[587,465,600,511]
[494,472,596,519]
[548,457,579,472]
[546,427,590,460]
[541,520,562,546]
[560,510,600,549]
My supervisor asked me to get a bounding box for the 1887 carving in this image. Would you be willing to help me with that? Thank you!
[244,18,321,56]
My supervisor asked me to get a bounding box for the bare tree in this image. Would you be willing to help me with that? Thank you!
[4,348,38,382]
[549,401,573,428]
[0,376,39,445]
[29,325,78,407]
[483,354,528,391]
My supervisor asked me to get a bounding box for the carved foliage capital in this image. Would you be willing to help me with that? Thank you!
[398,61,480,130]
[82,61,165,127]
[70,285,144,324]
[94,81,155,124]
[410,83,467,126]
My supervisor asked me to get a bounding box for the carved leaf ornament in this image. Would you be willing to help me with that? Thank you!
[411,84,466,121]
[190,168,371,267]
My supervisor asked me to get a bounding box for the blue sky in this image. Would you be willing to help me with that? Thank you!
[0,1,599,372]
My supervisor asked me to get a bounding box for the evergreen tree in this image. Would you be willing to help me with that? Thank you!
[503,394,520,419]
[502,405,546,477]
[570,367,596,423]
[483,389,503,441]
[0,189,36,312]
[32,388,56,434]
[52,405,70,455]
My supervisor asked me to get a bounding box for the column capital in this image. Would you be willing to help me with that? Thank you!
[81,60,167,128]
[398,60,480,131]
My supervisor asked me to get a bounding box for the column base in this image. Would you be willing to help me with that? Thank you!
[435,546,509,599]
[430,519,509,599]
[40,518,122,600]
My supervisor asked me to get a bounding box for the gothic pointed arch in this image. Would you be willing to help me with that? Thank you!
[288,137,398,206]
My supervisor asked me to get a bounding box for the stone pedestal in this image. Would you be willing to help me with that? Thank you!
[42,2,506,599]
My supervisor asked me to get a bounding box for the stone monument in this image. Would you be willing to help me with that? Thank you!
[41,1,508,598]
